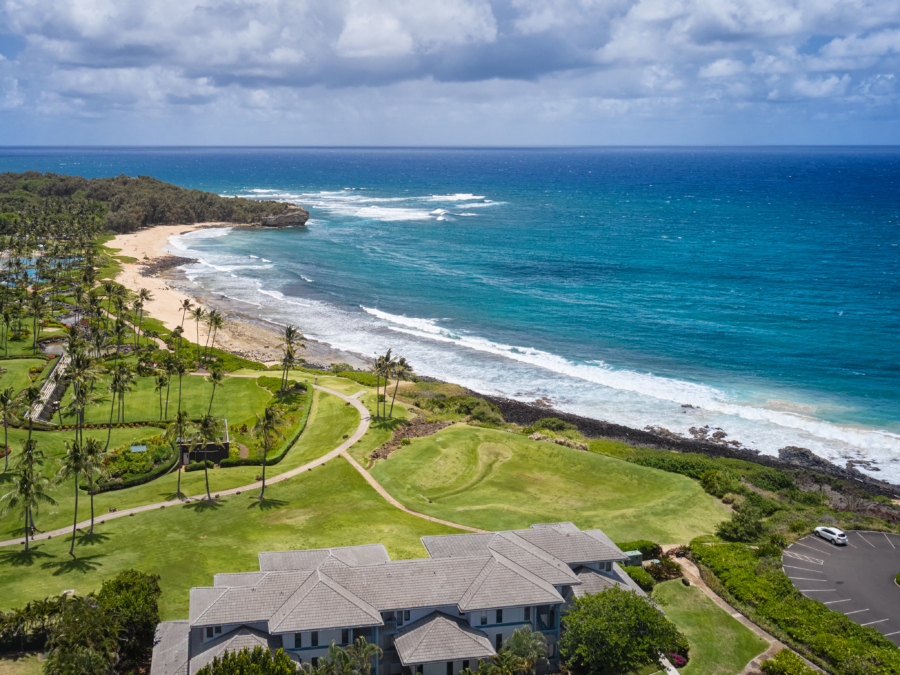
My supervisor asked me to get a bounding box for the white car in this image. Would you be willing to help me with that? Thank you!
[814,526,848,545]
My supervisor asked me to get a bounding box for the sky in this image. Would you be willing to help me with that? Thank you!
[1,0,899,145]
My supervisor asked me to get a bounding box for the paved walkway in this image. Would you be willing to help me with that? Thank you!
[0,384,478,548]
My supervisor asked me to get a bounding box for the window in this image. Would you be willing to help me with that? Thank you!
[405,610,411,621]
[295,634,303,648]
[215,626,222,635]
[495,634,502,651]
[206,627,213,639]
[398,613,404,627]
[312,658,319,668]
[463,662,469,671]
[447,663,454,675]
[496,610,502,624]
[480,612,487,626]
[605,562,612,572]
[311,632,319,647]
[416,666,423,674]
[524,607,530,621]
[342,629,349,645]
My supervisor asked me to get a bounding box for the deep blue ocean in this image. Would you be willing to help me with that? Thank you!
[2,147,899,479]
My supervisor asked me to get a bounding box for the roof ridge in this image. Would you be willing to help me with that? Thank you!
[489,552,563,598]
[267,570,322,631]
[190,587,228,625]
[494,532,578,579]
[457,557,496,610]
[317,571,383,623]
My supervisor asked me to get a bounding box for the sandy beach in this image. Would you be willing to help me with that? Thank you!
[111,224,369,368]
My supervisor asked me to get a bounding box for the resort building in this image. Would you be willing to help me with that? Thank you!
[151,523,645,675]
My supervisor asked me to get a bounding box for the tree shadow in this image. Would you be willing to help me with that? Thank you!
[160,490,187,501]
[0,545,55,567]
[76,531,112,547]
[183,499,223,513]
[0,471,15,486]
[247,497,288,511]
[41,554,104,576]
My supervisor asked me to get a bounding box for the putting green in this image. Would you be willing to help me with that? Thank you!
[370,425,729,543]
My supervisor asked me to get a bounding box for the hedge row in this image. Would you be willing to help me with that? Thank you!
[186,459,215,472]
[87,450,178,494]
[692,542,900,674]
[220,383,313,468]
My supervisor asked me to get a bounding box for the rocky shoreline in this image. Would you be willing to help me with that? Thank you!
[477,393,900,499]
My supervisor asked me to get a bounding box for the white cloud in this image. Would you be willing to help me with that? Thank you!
[699,58,745,78]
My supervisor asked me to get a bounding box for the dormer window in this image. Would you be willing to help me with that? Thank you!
[480,612,487,626]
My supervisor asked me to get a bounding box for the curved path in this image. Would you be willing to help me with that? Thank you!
[0,384,479,549]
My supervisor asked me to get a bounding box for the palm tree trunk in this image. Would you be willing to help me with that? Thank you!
[3,423,8,471]
[89,478,95,534]
[69,476,79,557]
[159,387,163,421]
[375,374,380,419]
[24,508,30,552]
[195,320,201,364]
[165,379,171,418]
[389,376,402,418]
[203,447,211,500]
[258,438,268,500]
[176,445,182,496]
[208,384,216,415]
[178,374,183,411]
[105,392,116,450]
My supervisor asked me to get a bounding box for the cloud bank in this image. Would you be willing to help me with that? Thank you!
[1,0,898,144]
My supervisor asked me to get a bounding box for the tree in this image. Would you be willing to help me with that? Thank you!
[278,325,304,401]
[191,415,223,500]
[44,596,120,675]
[82,437,110,534]
[197,647,298,675]
[716,505,766,542]
[558,587,689,675]
[166,410,193,498]
[205,310,224,362]
[179,299,193,333]
[206,367,226,415]
[21,384,42,441]
[0,386,21,472]
[135,287,153,347]
[489,650,525,675]
[503,626,548,675]
[155,373,169,421]
[345,636,382,675]
[388,356,412,418]
[252,406,285,500]
[190,306,207,364]
[1,441,57,551]
[56,440,89,557]
[95,569,162,669]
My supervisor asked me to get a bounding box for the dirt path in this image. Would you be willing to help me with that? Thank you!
[0,384,478,549]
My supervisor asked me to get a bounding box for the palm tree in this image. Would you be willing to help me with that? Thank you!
[21,385,42,441]
[112,363,135,423]
[135,288,153,347]
[0,387,21,472]
[101,281,116,324]
[251,406,285,500]
[206,367,226,415]
[190,415,223,500]
[205,310,224,363]
[374,349,395,419]
[166,410,193,498]
[111,319,129,364]
[57,440,88,557]
[278,346,295,403]
[190,306,206,364]
[489,650,525,675]
[345,636,383,675]
[163,354,179,418]
[27,291,47,354]
[173,358,188,412]
[155,374,169,421]
[81,437,109,534]
[502,626,548,675]
[388,356,412,418]
[64,351,102,445]
[179,299,193,333]
[1,443,57,552]
[278,325,304,400]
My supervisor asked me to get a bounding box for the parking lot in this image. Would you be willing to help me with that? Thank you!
[783,531,900,645]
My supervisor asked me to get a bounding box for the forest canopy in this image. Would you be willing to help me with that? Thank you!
[0,171,291,233]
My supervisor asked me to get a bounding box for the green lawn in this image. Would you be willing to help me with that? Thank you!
[370,425,729,543]
[0,654,42,675]
[0,358,47,396]
[652,581,768,675]
[0,458,461,619]
[59,373,271,425]
[0,389,358,540]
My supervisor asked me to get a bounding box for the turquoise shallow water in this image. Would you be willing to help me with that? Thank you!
[2,147,899,479]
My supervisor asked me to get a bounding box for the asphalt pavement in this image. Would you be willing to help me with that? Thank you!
[783,531,900,645]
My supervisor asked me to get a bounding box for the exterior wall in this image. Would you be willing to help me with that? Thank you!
[197,622,267,644]
[572,561,614,573]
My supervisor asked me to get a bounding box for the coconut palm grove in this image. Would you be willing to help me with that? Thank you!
[0,174,898,675]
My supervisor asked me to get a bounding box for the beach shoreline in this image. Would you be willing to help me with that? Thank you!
[111,224,372,369]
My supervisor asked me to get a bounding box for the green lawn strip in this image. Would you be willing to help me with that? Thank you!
[59,373,271,425]
[0,458,462,619]
[0,654,42,675]
[370,425,729,543]
[0,390,358,539]
[652,581,767,675]
[0,358,48,396]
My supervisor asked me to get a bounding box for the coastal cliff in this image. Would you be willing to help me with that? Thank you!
[261,206,309,227]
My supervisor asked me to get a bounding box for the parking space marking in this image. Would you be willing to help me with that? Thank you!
[784,551,824,564]
[856,533,876,548]
[789,577,829,581]
[843,609,869,615]
[823,599,852,605]
[794,541,832,554]
[861,619,889,626]
[799,589,835,592]
[884,631,900,637]
[783,565,825,573]
[884,533,895,549]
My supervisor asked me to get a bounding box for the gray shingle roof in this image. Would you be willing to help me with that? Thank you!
[269,570,383,634]
[582,530,629,561]
[188,626,289,675]
[458,554,563,611]
[515,526,626,564]
[393,612,495,665]
[214,572,268,588]
[150,621,189,675]
[259,544,390,572]
[191,572,315,627]
[566,565,647,601]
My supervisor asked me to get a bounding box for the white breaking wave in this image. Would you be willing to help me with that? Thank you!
[353,206,434,221]
[301,276,314,282]
[426,194,486,201]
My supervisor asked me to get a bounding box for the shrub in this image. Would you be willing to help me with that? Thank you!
[646,556,682,582]
[469,407,503,426]
[400,438,411,446]
[197,646,299,675]
[533,417,576,432]
[700,468,741,498]
[760,650,820,675]
[615,540,662,560]
[624,566,656,592]
[716,505,767,542]
[186,459,215,472]
[896,571,900,586]
[96,569,162,668]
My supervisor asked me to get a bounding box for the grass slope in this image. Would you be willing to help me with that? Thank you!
[653,581,768,675]
[0,390,358,539]
[0,359,47,397]
[0,654,41,675]
[370,425,728,543]
[0,458,461,619]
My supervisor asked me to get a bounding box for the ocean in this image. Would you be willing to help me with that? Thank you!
[2,147,899,480]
